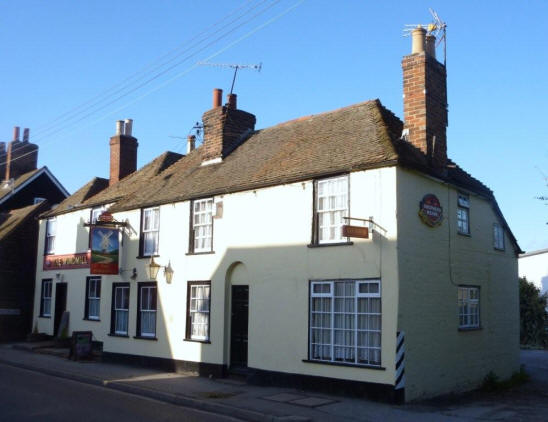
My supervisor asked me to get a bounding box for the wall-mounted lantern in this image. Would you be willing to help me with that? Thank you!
[164,261,174,284]
[147,257,174,283]
[146,257,161,280]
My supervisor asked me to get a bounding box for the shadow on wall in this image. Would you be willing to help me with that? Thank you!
[101,228,394,383]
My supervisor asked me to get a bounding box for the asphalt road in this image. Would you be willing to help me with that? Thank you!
[0,363,240,422]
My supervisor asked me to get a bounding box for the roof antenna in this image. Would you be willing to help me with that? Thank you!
[403,9,447,65]
[198,62,262,94]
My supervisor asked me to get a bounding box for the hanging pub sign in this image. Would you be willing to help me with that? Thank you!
[90,226,119,275]
[418,194,443,227]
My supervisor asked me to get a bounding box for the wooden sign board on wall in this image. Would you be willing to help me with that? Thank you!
[342,225,369,239]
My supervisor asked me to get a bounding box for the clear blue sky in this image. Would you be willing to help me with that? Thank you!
[1,1,546,252]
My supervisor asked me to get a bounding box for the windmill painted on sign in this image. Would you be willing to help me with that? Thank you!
[403,9,447,65]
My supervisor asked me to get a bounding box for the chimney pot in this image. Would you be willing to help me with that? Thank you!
[187,135,196,154]
[13,126,20,141]
[425,35,436,58]
[124,119,133,137]
[213,88,223,108]
[227,93,237,109]
[411,27,426,54]
[23,128,30,143]
[110,120,138,186]
[116,120,124,135]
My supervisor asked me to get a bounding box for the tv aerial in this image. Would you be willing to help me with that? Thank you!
[403,9,447,65]
[198,62,262,94]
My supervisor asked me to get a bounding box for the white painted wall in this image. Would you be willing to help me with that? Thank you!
[396,168,519,401]
[33,166,400,387]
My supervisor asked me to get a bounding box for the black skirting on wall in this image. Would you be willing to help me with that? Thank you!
[101,352,404,404]
[247,367,404,404]
[102,352,227,378]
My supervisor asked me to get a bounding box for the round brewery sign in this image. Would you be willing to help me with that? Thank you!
[418,194,443,227]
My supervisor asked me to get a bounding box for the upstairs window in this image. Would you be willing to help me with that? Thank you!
[458,286,480,329]
[457,194,470,235]
[186,281,211,341]
[190,199,213,253]
[85,276,101,320]
[315,176,349,244]
[45,218,56,255]
[493,223,505,250]
[309,279,382,367]
[141,207,160,257]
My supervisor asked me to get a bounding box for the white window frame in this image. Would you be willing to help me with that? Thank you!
[142,207,160,256]
[113,284,129,335]
[45,218,56,254]
[309,279,382,367]
[192,198,214,253]
[139,284,157,337]
[458,286,480,329]
[86,276,101,320]
[493,223,505,250]
[188,282,211,341]
[457,193,470,235]
[316,175,349,244]
[41,279,52,317]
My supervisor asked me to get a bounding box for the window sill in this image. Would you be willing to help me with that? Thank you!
[38,315,51,319]
[133,335,158,341]
[136,254,160,260]
[307,242,354,248]
[458,326,482,332]
[108,333,129,338]
[185,251,215,256]
[457,232,471,237]
[494,247,505,252]
[302,359,385,370]
[83,318,100,322]
[184,338,211,344]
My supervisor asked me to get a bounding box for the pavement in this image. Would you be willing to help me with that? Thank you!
[1,342,547,421]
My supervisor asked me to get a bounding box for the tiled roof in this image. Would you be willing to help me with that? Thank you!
[113,100,402,211]
[43,151,183,217]
[0,202,45,241]
[41,98,521,253]
[0,168,41,201]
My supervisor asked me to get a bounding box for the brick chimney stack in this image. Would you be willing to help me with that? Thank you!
[201,88,256,163]
[4,126,38,181]
[109,119,138,185]
[402,27,448,170]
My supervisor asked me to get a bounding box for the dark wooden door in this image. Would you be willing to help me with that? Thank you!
[230,285,249,369]
[54,283,67,336]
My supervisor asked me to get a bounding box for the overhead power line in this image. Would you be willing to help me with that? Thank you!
[1,0,304,167]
